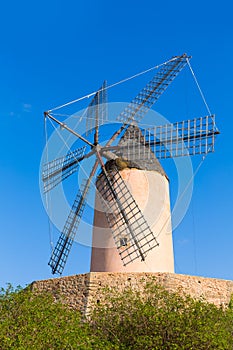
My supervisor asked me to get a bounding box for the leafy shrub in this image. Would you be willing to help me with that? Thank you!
[91,282,233,349]
[0,284,114,350]
[0,281,232,349]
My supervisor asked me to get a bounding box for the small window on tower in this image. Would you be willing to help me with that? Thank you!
[120,237,128,247]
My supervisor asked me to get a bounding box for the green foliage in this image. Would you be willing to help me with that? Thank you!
[0,281,233,349]
[0,284,114,350]
[91,282,233,350]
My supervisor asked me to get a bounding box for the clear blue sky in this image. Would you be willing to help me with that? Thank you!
[0,0,232,288]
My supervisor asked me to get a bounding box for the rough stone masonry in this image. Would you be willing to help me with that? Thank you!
[31,272,233,315]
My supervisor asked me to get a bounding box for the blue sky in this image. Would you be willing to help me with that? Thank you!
[0,0,232,288]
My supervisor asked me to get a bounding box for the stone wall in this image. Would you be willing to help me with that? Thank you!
[31,272,233,315]
[31,273,92,314]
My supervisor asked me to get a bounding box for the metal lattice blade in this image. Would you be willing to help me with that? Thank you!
[85,80,107,137]
[96,165,159,266]
[48,160,99,275]
[116,54,189,125]
[106,54,190,148]
[48,181,88,274]
[42,147,86,193]
[114,115,219,160]
[143,115,219,159]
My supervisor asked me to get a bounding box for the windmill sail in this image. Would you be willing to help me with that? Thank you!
[143,115,219,159]
[48,160,99,274]
[85,80,107,138]
[116,54,189,125]
[48,181,88,274]
[42,147,86,193]
[96,165,159,266]
[106,54,190,147]
[113,115,219,160]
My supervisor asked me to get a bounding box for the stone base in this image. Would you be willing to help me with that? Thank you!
[31,272,233,315]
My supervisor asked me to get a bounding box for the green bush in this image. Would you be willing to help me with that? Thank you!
[0,281,232,349]
[91,282,233,349]
[0,284,114,350]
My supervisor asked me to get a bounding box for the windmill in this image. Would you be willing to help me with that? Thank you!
[42,53,219,275]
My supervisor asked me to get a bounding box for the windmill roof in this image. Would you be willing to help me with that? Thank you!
[115,125,168,178]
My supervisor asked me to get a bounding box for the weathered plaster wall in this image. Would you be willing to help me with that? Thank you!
[91,169,174,273]
[31,272,233,314]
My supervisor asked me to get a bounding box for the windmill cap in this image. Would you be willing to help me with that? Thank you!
[114,125,168,178]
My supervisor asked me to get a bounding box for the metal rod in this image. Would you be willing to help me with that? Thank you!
[45,112,94,148]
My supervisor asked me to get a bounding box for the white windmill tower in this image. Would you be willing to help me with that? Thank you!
[42,53,219,275]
